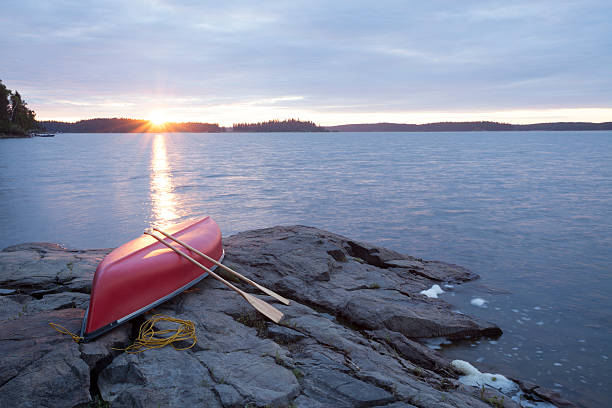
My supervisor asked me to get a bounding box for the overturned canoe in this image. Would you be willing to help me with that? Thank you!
[81,217,223,342]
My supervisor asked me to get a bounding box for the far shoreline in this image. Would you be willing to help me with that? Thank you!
[0,133,31,139]
[37,118,612,134]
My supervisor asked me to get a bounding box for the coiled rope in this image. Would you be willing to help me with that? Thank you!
[50,314,196,353]
[115,314,197,354]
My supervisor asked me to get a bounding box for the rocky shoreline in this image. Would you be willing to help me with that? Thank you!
[0,226,576,407]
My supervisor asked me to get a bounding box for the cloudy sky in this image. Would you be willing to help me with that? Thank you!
[2,0,611,125]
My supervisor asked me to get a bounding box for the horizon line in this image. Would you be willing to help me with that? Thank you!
[37,117,612,127]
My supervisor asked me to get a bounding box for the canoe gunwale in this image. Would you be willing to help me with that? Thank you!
[80,249,224,342]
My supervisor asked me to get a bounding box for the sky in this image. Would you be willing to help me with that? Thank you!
[2,0,612,126]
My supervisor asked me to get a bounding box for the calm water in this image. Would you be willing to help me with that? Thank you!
[1,132,610,406]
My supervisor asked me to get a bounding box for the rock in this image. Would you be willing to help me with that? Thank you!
[0,309,91,407]
[374,403,419,408]
[224,226,501,340]
[299,368,394,407]
[369,328,450,371]
[98,347,222,407]
[79,323,131,369]
[385,259,477,283]
[266,324,309,344]
[196,350,300,407]
[0,242,111,296]
[0,227,576,407]
[456,384,520,408]
[531,388,576,408]
[214,383,243,407]
[0,294,26,321]
[25,292,91,313]
[512,378,577,408]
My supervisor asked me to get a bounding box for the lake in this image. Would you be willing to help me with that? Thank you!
[1,131,610,406]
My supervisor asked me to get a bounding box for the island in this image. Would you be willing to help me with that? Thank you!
[233,119,328,132]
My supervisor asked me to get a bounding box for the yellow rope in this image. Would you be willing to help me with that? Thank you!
[49,323,83,343]
[115,314,197,354]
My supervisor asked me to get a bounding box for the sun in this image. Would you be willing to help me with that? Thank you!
[148,111,168,126]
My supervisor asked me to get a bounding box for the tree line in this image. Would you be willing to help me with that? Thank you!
[233,119,327,132]
[326,121,612,132]
[1,79,38,136]
[40,118,222,133]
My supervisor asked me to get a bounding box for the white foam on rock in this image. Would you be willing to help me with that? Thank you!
[470,297,487,307]
[419,284,444,298]
[452,361,558,407]
[451,360,518,394]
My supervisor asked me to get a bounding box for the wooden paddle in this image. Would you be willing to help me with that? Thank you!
[153,227,291,306]
[144,231,284,323]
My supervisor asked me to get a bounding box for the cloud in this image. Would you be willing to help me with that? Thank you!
[1,0,611,124]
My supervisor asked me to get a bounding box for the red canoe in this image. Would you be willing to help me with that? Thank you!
[81,217,223,342]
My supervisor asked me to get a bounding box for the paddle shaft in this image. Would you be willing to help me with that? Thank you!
[153,227,290,305]
[144,231,283,323]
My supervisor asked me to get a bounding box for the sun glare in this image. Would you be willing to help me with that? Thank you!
[148,112,168,126]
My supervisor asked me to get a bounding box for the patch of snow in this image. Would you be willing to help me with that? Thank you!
[420,284,444,298]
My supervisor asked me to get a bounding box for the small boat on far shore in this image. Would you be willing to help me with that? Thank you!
[33,133,55,137]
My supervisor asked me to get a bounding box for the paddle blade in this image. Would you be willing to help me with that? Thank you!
[243,293,284,323]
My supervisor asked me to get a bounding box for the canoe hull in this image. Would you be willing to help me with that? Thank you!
[81,217,223,342]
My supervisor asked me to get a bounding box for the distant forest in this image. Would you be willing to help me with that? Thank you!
[40,118,222,133]
[326,121,612,132]
[35,118,612,134]
[233,119,327,132]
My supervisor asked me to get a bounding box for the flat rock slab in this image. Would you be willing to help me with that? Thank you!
[0,242,111,296]
[0,309,90,408]
[0,226,568,408]
[224,226,501,341]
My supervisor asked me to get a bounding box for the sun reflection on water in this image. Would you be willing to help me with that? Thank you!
[150,134,180,227]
